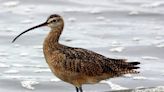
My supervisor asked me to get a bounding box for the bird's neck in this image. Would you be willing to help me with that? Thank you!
[44,25,64,47]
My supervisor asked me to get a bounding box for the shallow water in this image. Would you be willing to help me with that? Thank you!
[0,0,164,92]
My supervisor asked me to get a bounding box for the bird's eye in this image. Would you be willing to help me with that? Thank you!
[53,20,56,22]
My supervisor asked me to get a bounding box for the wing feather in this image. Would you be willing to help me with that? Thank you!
[57,46,140,77]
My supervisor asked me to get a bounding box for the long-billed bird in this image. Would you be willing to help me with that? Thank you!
[12,14,140,92]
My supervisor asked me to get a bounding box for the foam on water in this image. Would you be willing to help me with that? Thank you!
[101,81,129,90]
[50,78,61,82]
[129,11,140,15]
[111,41,122,46]
[21,80,39,90]
[110,47,125,53]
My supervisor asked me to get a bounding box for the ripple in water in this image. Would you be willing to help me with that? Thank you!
[0,63,10,68]
[141,56,159,60]
[4,69,19,74]
[2,1,19,8]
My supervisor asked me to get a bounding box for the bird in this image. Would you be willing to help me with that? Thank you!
[12,14,140,92]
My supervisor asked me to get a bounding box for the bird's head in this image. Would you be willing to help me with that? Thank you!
[46,14,64,29]
[12,14,64,43]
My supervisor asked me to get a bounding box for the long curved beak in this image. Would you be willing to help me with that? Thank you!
[12,22,48,43]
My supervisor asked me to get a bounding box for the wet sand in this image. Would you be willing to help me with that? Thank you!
[0,0,164,92]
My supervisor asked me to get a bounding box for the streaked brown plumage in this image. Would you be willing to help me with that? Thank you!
[12,14,140,92]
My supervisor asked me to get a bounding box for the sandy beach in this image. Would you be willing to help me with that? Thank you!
[0,0,164,92]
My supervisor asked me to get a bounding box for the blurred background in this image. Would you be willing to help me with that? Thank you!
[0,0,164,92]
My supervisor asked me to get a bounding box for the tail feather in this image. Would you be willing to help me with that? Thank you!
[115,60,140,75]
[103,58,140,77]
[127,66,140,69]
[128,62,140,65]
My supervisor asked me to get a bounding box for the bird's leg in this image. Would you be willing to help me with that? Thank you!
[75,87,79,92]
[79,86,83,92]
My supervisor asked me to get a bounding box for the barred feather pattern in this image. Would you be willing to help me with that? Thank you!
[52,44,140,78]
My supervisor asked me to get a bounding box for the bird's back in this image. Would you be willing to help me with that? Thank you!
[59,45,140,76]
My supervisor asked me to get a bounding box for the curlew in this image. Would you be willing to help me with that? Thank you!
[12,14,140,92]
